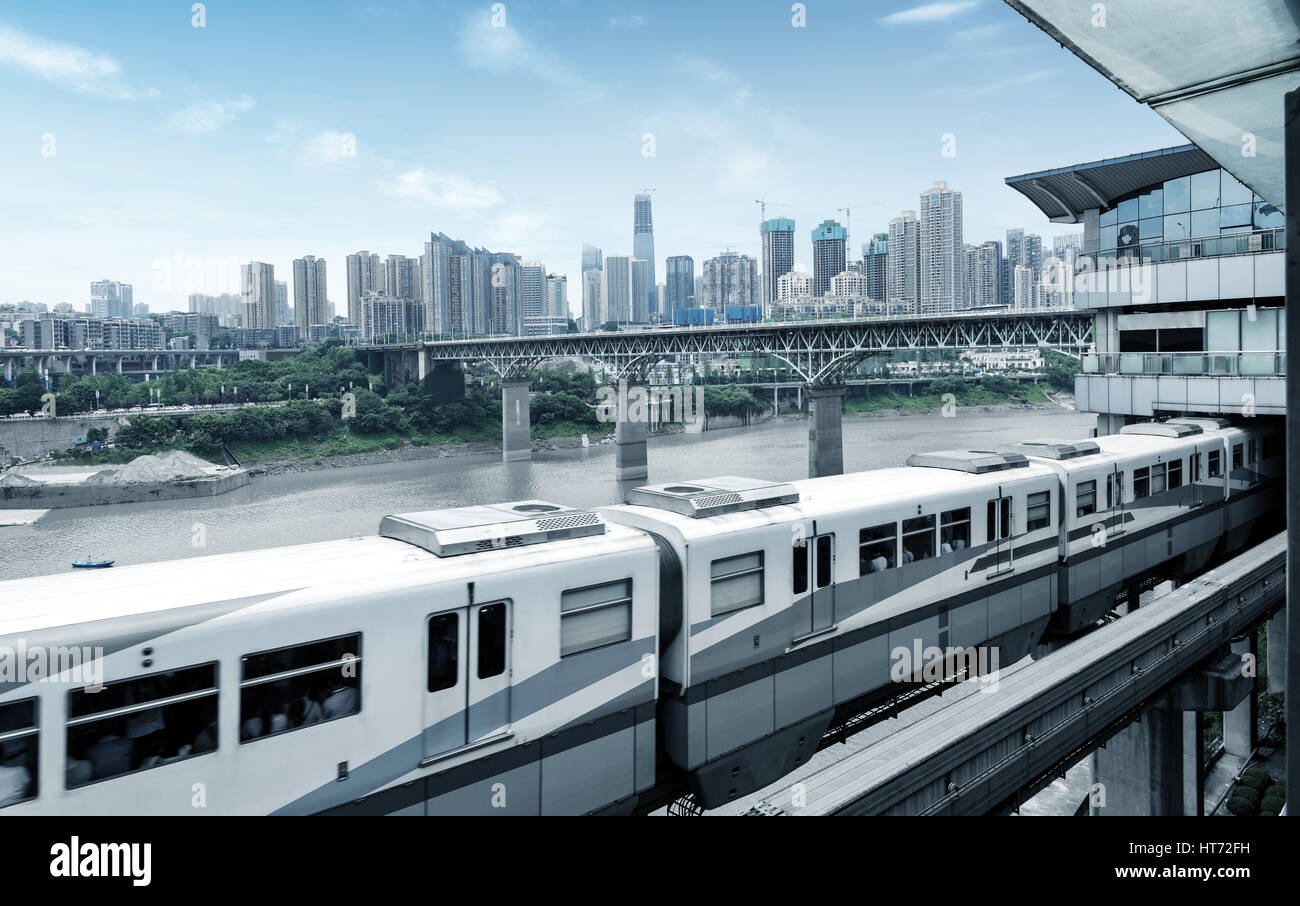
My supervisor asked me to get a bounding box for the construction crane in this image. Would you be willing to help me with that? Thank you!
[755,198,791,223]
[837,201,884,248]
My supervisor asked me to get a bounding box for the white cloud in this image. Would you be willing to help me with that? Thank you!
[380,168,504,209]
[607,15,647,29]
[881,2,980,24]
[0,22,134,96]
[167,96,256,133]
[457,13,600,99]
[302,130,360,165]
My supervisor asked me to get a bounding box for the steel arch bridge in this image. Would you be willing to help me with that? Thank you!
[367,310,1093,384]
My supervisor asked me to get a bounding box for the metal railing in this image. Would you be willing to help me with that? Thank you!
[1085,227,1284,267]
[1082,351,1287,376]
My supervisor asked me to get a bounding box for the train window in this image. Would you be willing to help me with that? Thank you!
[1106,473,1121,508]
[859,524,896,575]
[1248,439,1257,465]
[1133,467,1150,500]
[901,515,935,563]
[67,663,218,788]
[815,536,832,588]
[709,553,765,617]
[478,603,507,680]
[987,498,1011,540]
[1150,463,1167,495]
[1232,444,1243,470]
[1208,450,1222,478]
[428,614,458,691]
[561,579,633,656]
[1189,453,1200,482]
[1168,460,1183,490]
[1026,491,1051,530]
[240,634,361,744]
[1076,481,1097,517]
[0,698,38,808]
[940,508,970,553]
[793,539,808,594]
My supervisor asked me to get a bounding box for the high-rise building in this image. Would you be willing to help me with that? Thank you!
[421,232,523,337]
[630,258,650,324]
[665,256,695,310]
[292,256,329,342]
[777,268,812,302]
[519,261,547,320]
[581,244,603,274]
[1005,228,1043,283]
[700,251,759,313]
[830,270,871,298]
[385,255,421,302]
[1013,265,1035,310]
[886,212,920,309]
[485,253,521,336]
[863,233,888,302]
[811,220,847,297]
[240,262,276,331]
[90,280,133,319]
[964,241,1003,309]
[760,218,796,312]
[582,269,604,329]
[346,251,384,331]
[604,256,632,324]
[919,181,963,315]
[275,281,292,327]
[633,195,656,317]
[1053,232,1083,258]
[545,274,568,320]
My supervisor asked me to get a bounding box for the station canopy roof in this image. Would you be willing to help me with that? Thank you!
[1005,144,1219,223]
[1003,0,1300,212]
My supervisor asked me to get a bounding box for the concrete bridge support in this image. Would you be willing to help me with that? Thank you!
[807,385,845,479]
[1222,635,1257,759]
[1267,608,1287,694]
[615,381,649,482]
[501,380,532,462]
[1091,699,1188,815]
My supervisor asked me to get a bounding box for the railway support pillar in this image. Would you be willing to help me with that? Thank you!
[1267,608,1287,694]
[1222,635,1256,759]
[615,381,649,482]
[1090,697,1187,815]
[501,379,532,462]
[807,385,845,478]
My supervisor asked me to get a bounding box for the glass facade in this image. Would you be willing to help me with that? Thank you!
[1096,167,1284,261]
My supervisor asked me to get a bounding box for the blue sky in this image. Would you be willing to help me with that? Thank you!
[0,0,1187,313]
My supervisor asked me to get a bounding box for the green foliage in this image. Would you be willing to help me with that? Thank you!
[1240,768,1273,792]
[1261,790,1285,816]
[703,385,765,418]
[1227,786,1260,816]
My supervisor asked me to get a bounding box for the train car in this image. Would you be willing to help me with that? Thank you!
[0,501,661,815]
[599,455,1064,808]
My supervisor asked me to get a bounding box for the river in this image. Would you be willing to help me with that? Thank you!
[0,409,1095,580]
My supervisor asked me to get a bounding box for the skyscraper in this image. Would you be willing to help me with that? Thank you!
[385,255,421,302]
[545,274,568,320]
[275,281,291,327]
[919,181,963,315]
[582,270,604,329]
[630,258,650,323]
[519,261,547,320]
[346,252,384,328]
[604,256,632,324]
[964,241,1002,309]
[581,244,603,274]
[1005,228,1043,283]
[863,234,888,302]
[633,194,656,317]
[760,218,796,312]
[665,255,695,311]
[886,212,920,309]
[90,280,133,319]
[700,251,759,313]
[241,262,276,330]
[292,256,328,341]
[811,220,847,297]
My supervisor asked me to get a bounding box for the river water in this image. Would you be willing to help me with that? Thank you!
[1,409,1095,580]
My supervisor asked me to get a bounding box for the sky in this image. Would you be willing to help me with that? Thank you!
[0,0,1189,315]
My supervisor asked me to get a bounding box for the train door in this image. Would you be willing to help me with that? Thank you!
[1189,449,1203,507]
[422,601,513,763]
[987,495,1013,575]
[1105,467,1126,537]
[792,532,835,638]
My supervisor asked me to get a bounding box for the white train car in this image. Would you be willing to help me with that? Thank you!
[0,501,660,816]
[600,454,1063,808]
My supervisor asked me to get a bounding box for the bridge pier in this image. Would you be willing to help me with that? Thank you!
[1090,698,1189,815]
[1267,608,1286,694]
[1222,635,1256,759]
[501,380,532,462]
[807,385,845,478]
[616,381,649,482]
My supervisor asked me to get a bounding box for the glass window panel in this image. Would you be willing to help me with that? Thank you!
[1168,460,1183,489]
[1232,444,1243,471]
[1150,463,1167,495]
[793,540,808,593]
[711,570,763,616]
[560,602,631,656]
[1220,203,1252,228]
[477,603,506,680]
[427,613,458,692]
[1208,450,1222,478]
[1139,216,1163,240]
[1026,491,1051,530]
[1139,187,1162,219]
[1254,200,1284,229]
[0,698,38,808]
[1207,309,1241,352]
[1241,308,1278,351]
[940,508,970,552]
[815,536,832,588]
[1099,224,1117,249]
[243,635,358,682]
[1117,223,1140,248]
[562,579,631,611]
[710,552,761,579]
[1076,480,1097,517]
[1134,466,1150,499]
[1190,209,1219,240]
[1190,170,1220,210]
[1163,214,1189,242]
[1163,176,1190,214]
[1221,171,1252,206]
[1100,206,1117,227]
[1117,197,1139,223]
[859,523,896,574]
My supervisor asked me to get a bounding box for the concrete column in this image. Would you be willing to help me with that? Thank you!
[615,381,649,482]
[1223,635,1254,759]
[90,357,96,376]
[115,357,123,375]
[500,380,531,462]
[1091,702,1186,815]
[1096,413,1128,436]
[1182,710,1205,816]
[418,347,428,382]
[807,385,846,479]
[1268,609,1287,694]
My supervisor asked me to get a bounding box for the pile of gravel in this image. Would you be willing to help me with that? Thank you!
[83,450,221,485]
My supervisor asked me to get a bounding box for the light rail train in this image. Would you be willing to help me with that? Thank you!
[0,417,1281,815]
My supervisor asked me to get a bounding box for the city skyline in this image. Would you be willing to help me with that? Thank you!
[1,1,1187,313]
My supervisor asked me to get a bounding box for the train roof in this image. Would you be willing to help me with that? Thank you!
[0,517,652,639]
